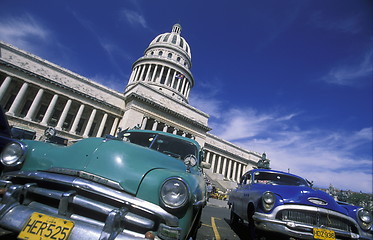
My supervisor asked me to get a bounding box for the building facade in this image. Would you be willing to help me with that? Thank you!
[0,24,262,190]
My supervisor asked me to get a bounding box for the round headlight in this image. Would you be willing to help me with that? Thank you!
[0,142,26,166]
[262,191,275,212]
[160,178,189,209]
[357,208,373,231]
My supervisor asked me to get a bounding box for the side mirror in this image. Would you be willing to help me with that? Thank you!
[199,149,205,162]
[200,162,211,169]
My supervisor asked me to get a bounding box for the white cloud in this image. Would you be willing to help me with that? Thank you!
[122,9,148,29]
[189,94,223,119]
[207,106,372,193]
[322,49,373,86]
[0,14,49,51]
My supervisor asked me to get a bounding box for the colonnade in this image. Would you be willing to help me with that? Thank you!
[204,150,248,183]
[0,75,120,138]
[128,63,191,99]
[140,116,194,139]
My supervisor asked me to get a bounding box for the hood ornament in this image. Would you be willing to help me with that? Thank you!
[308,197,328,206]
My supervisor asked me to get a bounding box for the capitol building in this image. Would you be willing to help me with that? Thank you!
[0,24,262,190]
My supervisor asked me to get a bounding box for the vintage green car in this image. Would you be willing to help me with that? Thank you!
[0,128,210,240]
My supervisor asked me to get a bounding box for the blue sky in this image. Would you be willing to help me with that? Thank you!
[1,0,372,193]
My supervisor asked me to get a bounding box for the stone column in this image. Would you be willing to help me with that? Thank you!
[171,71,177,88]
[173,128,178,135]
[56,99,72,130]
[25,88,44,120]
[151,65,158,82]
[222,157,228,177]
[216,155,222,174]
[70,104,85,134]
[158,66,165,83]
[7,82,29,116]
[41,94,59,126]
[128,69,136,83]
[162,124,168,132]
[180,79,187,95]
[236,163,242,182]
[210,154,216,173]
[139,65,146,81]
[176,77,182,91]
[185,86,191,99]
[165,68,171,86]
[141,116,148,130]
[133,66,141,81]
[96,113,108,137]
[110,117,119,136]
[182,81,189,95]
[145,64,152,81]
[227,160,232,180]
[152,120,158,131]
[0,76,12,102]
[232,161,237,181]
[83,108,96,138]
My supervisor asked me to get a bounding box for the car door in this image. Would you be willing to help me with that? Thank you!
[234,172,250,219]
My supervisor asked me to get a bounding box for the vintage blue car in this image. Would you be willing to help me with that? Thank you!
[0,128,210,240]
[228,169,372,240]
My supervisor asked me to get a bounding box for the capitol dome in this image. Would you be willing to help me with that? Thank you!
[126,24,194,103]
[148,24,192,60]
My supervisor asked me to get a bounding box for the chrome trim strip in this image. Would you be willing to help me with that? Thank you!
[252,204,365,239]
[2,171,179,227]
[47,168,123,190]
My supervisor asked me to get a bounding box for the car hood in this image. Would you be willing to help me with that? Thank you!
[22,138,189,195]
[260,184,348,214]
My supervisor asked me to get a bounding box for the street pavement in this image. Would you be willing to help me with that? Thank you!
[207,198,229,209]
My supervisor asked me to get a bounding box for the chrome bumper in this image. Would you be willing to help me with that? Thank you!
[252,205,372,240]
[0,171,181,240]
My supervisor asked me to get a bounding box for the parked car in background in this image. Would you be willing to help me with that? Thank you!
[228,168,372,240]
[0,128,210,240]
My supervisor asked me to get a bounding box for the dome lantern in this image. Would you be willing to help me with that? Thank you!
[172,24,182,35]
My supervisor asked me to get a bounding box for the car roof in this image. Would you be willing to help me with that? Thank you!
[249,168,305,179]
[126,129,201,148]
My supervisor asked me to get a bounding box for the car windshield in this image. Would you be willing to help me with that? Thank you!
[124,132,198,160]
[253,171,309,186]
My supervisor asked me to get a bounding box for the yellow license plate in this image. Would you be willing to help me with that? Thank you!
[313,227,336,240]
[18,212,74,240]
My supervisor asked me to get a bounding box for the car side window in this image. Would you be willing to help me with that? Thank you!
[245,174,251,185]
[241,173,251,185]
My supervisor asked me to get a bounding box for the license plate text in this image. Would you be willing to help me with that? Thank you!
[313,228,336,240]
[18,212,74,240]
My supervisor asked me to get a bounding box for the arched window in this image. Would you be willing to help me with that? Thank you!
[179,38,184,48]
[168,53,172,58]
[172,35,177,44]
[177,57,181,62]
[158,51,163,56]
[163,34,170,42]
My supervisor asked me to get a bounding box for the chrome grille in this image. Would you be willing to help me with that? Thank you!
[0,171,178,239]
[278,209,359,234]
